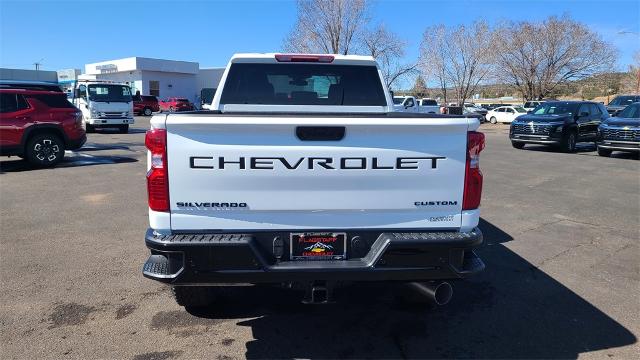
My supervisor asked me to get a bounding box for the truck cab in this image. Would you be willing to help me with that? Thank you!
[73,81,134,133]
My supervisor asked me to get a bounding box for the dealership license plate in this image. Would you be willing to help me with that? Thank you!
[290,232,347,260]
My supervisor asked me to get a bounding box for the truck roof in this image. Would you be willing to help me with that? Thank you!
[230,53,378,66]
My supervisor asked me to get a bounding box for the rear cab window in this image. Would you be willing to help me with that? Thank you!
[0,93,30,113]
[220,63,386,106]
[29,94,76,108]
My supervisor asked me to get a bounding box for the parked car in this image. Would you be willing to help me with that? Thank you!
[463,103,488,121]
[509,101,608,152]
[480,103,506,111]
[142,53,486,307]
[200,88,217,110]
[597,102,639,157]
[0,89,86,167]
[159,97,194,112]
[486,105,527,124]
[523,100,544,112]
[606,95,640,116]
[133,94,159,116]
[418,98,441,114]
[392,96,417,112]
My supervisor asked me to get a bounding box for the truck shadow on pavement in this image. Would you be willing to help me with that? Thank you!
[186,219,636,359]
[0,147,138,173]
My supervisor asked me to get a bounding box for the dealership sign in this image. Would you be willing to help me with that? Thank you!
[96,64,118,73]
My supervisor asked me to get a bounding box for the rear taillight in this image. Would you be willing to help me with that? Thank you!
[275,54,334,63]
[145,128,169,212]
[462,131,485,210]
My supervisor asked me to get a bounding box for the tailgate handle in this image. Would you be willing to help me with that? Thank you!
[296,126,345,141]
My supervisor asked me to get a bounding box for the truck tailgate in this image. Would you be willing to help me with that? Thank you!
[165,115,471,231]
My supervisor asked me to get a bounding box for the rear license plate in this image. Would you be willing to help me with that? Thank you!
[290,232,347,260]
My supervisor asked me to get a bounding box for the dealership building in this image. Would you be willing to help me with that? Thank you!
[80,57,224,106]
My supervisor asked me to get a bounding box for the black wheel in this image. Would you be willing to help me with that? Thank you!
[511,141,525,149]
[118,124,129,134]
[85,124,95,133]
[561,131,577,153]
[489,116,497,124]
[143,107,153,116]
[597,147,612,157]
[172,286,214,308]
[25,133,65,167]
[169,106,174,112]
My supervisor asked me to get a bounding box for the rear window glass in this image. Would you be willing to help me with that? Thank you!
[141,96,157,101]
[618,103,640,118]
[177,99,189,102]
[30,94,76,108]
[220,63,386,106]
[533,102,579,115]
[422,99,437,106]
[609,96,640,106]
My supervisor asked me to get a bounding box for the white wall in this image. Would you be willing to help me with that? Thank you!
[85,57,198,75]
[140,71,198,104]
[198,68,224,92]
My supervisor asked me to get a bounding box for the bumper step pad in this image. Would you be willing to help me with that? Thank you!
[143,228,484,284]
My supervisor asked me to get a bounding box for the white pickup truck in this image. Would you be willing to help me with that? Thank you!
[143,53,485,307]
[393,96,440,114]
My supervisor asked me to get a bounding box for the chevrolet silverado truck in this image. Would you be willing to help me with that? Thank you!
[142,53,486,307]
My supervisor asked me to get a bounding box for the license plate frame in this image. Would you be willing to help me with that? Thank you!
[290,232,347,260]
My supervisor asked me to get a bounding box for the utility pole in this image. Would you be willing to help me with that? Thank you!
[33,58,44,70]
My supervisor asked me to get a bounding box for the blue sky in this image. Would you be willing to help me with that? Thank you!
[1,0,638,72]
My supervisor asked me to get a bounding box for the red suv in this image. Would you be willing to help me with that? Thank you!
[0,89,86,167]
[159,97,194,112]
[133,94,159,116]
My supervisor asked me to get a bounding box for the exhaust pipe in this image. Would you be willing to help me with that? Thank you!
[408,281,453,306]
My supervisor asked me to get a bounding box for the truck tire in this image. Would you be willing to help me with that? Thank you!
[143,107,153,116]
[25,133,65,168]
[172,286,214,308]
[511,141,525,149]
[118,124,129,134]
[597,147,612,157]
[561,131,577,153]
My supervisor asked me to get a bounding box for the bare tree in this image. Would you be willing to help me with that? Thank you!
[620,51,640,94]
[284,0,370,55]
[420,22,493,106]
[493,16,618,100]
[361,23,417,88]
[420,25,449,104]
[283,1,413,89]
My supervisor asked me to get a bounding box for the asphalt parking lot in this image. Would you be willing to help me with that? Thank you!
[1,117,638,359]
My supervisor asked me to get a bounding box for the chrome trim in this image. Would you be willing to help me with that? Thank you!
[597,144,640,151]
[511,139,558,144]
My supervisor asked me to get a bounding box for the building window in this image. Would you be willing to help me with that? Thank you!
[149,81,160,97]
